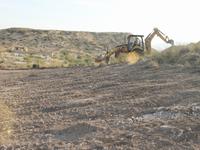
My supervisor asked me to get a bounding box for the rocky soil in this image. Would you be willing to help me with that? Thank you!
[0,62,200,149]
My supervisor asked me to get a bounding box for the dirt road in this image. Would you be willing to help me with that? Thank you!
[0,63,200,149]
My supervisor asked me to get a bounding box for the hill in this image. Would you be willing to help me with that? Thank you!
[1,27,200,69]
[0,28,129,69]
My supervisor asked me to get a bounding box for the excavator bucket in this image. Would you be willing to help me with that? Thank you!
[168,39,174,45]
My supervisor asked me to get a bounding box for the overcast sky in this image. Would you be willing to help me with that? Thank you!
[0,0,200,49]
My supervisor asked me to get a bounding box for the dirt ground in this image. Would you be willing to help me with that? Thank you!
[0,62,200,149]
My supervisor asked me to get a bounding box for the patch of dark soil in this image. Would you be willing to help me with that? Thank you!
[41,101,93,113]
[47,123,97,142]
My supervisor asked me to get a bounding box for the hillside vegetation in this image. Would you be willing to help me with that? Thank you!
[0,28,200,69]
[152,42,200,67]
[0,28,129,69]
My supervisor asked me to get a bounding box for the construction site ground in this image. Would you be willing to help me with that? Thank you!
[0,62,200,149]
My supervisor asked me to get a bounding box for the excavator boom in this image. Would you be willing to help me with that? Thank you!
[95,44,128,64]
[145,28,174,53]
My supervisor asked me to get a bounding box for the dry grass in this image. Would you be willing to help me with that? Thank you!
[150,42,200,67]
[0,102,14,144]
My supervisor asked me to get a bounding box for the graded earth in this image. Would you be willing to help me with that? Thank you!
[0,62,200,149]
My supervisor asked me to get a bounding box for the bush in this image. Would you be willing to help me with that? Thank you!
[32,64,40,69]
[151,42,200,66]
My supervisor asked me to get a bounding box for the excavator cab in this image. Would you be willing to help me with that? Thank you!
[127,35,145,54]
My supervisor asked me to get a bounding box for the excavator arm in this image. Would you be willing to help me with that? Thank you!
[145,28,174,53]
[95,44,127,64]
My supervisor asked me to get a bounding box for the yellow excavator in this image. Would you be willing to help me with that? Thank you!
[95,28,174,64]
